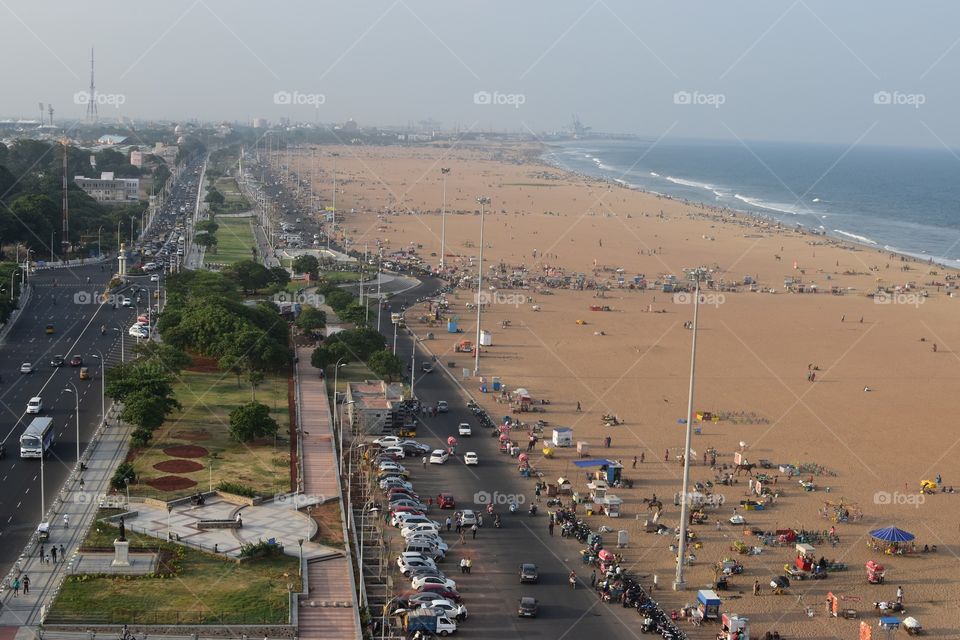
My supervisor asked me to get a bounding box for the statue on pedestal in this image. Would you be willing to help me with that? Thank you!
[118,516,126,542]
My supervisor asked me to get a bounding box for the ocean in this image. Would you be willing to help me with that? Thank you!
[546,138,960,268]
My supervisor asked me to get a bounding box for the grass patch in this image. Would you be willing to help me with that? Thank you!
[128,366,291,500]
[321,271,361,283]
[329,360,377,397]
[51,511,296,625]
[207,216,257,266]
[311,501,345,549]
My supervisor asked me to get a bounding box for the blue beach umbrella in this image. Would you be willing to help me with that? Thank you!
[869,526,915,543]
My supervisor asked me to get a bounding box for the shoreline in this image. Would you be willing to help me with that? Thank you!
[540,142,960,272]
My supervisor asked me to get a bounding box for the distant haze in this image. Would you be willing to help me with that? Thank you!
[2,1,959,148]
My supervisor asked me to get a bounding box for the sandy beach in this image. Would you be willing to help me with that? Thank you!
[290,142,960,638]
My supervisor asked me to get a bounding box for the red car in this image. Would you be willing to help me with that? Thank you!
[437,493,456,509]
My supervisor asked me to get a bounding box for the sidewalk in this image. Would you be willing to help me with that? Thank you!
[294,347,361,640]
[0,407,132,629]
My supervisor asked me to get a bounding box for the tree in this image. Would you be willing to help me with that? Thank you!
[195,229,218,249]
[368,349,403,382]
[120,390,181,432]
[292,254,320,279]
[205,188,225,205]
[132,342,193,373]
[324,288,355,313]
[311,342,353,369]
[296,307,326,331]
[270,266,291,287]
[229,401,279,443]
[340,302,368,326]
[226,259,273,294]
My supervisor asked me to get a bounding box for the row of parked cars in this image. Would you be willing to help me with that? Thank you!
[370,436,467,637]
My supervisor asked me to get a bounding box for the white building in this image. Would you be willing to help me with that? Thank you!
[74,172,140,204]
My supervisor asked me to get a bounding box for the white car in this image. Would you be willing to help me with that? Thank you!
[19,362,33,374]
[392,513,438,528]
[459,509,477,527]
[429,449,449,465]
[406,534,449,553]
[378,462,407,473]
[150,274,160,282]
[27,396,43,414]
[458,423,472,436]
[374,435,402,447]
[411,575,457,591]
[383,446,406,459]
[379,478,414,491]
[464,452,479,466]
[436,401,449,413]
[402,523,442,539]
[121,297,132,307]
[129,325,149,338]
[421,599,468,621]
[397,556,437,576]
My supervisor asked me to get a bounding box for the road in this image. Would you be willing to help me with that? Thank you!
[379,278,643,639]
[0,265,163,571]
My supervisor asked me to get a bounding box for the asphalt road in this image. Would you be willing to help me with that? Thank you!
[382,278,644,639]
[0,265,162,572]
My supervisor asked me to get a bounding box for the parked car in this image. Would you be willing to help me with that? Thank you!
[464,452,479,466]
[420,599,468,622]
[518,597,539,618]
[459,510,477,526]
[458,423,472,436]
[519,563,539,583]
[379,478,414,491]
[373,435,402,447]
[411,575,457,591]
[383,446,406,459]
[429,449,449,465]
[402,523,442,538]
[437,493,456,509]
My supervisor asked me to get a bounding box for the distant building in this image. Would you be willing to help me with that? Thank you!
[346,380,405,434]
[252,117,268,129]
[153,143,178,165]
[97,134,127,145]
[129,150,143,167]
[74,171,140,203]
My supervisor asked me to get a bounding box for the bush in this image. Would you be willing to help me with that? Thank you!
[239,539,283,558]
[130,428,153,447]
[216,481,257,498]
[111,462,136,490]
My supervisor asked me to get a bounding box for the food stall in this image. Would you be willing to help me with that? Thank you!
[719,613,749,640]
[552,427,573,447]
[587,479,608,502]
[602,494,623,517]
[557,477,573,495]
[577,441,590,458]
[696,589,721,620]
[795,543,815,571]
[866,560,885,584]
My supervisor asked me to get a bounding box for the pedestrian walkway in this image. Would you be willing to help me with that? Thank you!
[295,347,360,640]
[0,407,132,630]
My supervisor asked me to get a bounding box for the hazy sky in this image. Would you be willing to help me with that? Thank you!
[2,1,959,148]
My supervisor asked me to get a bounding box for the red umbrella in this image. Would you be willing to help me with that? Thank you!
[499,434,511,442]
[518,453,529,463]
[447,436,458,446]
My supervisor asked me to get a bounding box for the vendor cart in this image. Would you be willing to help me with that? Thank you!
[719,613,749,640]
[37,522,50,542]
[577,441,590,458]
[552,427,573,447]
[696,589,721,620]
[866,560,885,584]
[602,495,622,517]
[557,477,572,495]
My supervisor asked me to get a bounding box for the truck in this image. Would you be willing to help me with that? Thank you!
[403,608,457,636]
[20,416,55,458]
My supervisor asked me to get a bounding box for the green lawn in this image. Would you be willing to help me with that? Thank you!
[208,216,257,265]
[49,511,296,625]
[129,366,291,500]
[214,177,248,206]
[322,270,361,283]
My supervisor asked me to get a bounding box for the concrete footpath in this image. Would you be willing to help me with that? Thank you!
[0,406,131,632]
[294,347,361,640]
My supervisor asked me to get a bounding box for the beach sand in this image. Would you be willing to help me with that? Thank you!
[289,143,960,638]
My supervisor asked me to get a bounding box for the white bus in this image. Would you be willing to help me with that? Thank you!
[20,417,55,459]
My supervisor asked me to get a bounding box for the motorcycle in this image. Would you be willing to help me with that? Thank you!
[528,504,538,516]
[486,503,494,516]
[509,503,518,514]
[568,573,577,589]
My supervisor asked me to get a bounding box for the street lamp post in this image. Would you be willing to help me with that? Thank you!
[298,538,304,577]
[10,268,18,301]
[674,268,706,591]
[114,327,125,362]
[332,358,347,473]
[90,352,106,426]
[440,168,450,270]
[474,196,489,376]
[64,382,80,465]
[410,342,417,396]
[392,321,398,355]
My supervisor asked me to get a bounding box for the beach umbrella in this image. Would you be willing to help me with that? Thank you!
[447,436,458,446]
[869,526,915,543]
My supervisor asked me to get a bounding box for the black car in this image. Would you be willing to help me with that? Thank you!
[519,563,539,583]
[50,355,65,367]
[518,597,538,618]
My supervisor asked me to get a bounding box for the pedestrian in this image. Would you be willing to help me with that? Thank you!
[460,558,467,574]
[664,449,669,462]
[427,496,433,508]
[422,456,427,469]
[63,514,70,528]
[933,343,938,352]
[535,487,541,502]
[897,585,903,604]
[466,557,472,574]
[446,516,452,532]
[753,579,760,596]
[632,456,637,469]
[458,530,465,545]
[548,521,554,536]
[22,575,29,595]
[576,401,582,412]
[52,546,59,563]
[477,514,483,528]
[59,544,65,560]
[590,569,597,587]
[12,577,20,596]
[471,523,478,539]
[39,545,45,563]
[640,452,644,464]
[456,519,462,534]
[841,315,845,322]
[604,436,611,449]
[936,473,942,485]
[716,520,722,531]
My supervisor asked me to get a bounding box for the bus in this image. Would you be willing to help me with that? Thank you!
[20,417,55,458]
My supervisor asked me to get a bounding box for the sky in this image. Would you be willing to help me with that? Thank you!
[2,1,959,149]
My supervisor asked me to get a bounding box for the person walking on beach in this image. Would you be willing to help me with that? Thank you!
[753,579,760,596]
[632,456,637,469]
[664,449,669,462]
[897,585,904,604]
[640,452,644,464]
[576,401,581,412]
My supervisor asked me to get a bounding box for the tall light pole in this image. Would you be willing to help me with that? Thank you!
[328,153,339,251]
[90,351,106,426]
[114,327,125,362]
[410,341,417,396]
[474,196,489,376]
[440,168,450,270]
[332,359,347,474]
[375,257,382,333]
[10,268,18,301]
[392,320,398,355]
[40,447,46,516]
[64,382,81,465]
[674,268,706,591]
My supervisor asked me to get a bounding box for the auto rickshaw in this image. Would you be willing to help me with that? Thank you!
[79,366,91,380]
[45,324,55,334]
[37,522,50,542]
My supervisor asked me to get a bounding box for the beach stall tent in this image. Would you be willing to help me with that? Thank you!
[720,614,749,640]
[602,494,623,517]
[869,526,915,542]
[696,590,721,620]
[479,330,493,346]
[552,427,573,447]
[572,458,624,484]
